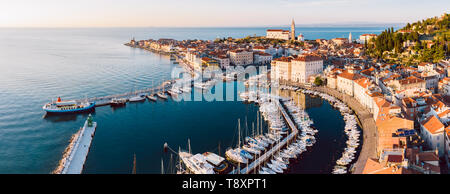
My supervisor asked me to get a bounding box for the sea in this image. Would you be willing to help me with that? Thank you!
[0,27,384,173]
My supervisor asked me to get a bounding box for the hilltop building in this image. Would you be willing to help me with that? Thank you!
[266,19,299,41]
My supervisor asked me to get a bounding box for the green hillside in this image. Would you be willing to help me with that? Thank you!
[366,13,449,65]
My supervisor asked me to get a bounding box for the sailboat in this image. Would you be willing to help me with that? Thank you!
[157,82,168,100]
[225,119,248,164]
[129,87,146,102]
[146,81,157,101]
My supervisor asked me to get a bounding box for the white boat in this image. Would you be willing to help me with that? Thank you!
[242,145,261,155]
[225,149,248,164]
[179,152,215,174]
[267,163,283,173]
[261,167,276,174]
[129,95,146,102]
[157,92,168,99]
[271,159,287,170]
[146,94,157,101]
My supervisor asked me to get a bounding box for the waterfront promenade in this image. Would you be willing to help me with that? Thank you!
[288,83,377,174]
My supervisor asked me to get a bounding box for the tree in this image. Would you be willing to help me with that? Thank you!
[314,77,323,86]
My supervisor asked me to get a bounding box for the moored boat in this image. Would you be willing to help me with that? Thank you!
[157,92,168,99]
[110,98,127,106]
[43,97,95,114]
[146,94,157,101]
[129,94,146,102]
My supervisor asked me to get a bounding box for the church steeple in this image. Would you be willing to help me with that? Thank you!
[291,18,296,41]
[349,32,352,43]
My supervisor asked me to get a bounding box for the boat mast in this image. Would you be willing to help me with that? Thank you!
[132,153,137,174]
[257,111,259,136]
[161,158,164,174]
[237,118,241,174]
[188,138,191,155]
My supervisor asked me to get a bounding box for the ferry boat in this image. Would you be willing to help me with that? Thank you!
[43,97,95,114]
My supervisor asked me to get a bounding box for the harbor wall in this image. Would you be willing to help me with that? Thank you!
[290,84,378,174]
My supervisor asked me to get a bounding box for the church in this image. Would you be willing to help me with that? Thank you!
[266,19,302,41]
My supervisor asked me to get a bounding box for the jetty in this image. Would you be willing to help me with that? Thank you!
[56,115,97,174]
[230,99,299,174]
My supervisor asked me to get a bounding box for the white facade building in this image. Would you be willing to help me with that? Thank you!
[291,55,323,83]
[266,29,291,40]
[229,50,253,66]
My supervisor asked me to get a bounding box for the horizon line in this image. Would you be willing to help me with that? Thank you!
[0,23,405,29]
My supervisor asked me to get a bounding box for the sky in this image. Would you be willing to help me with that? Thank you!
[0,0,448,27]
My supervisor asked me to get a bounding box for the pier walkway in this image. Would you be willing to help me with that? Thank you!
[73,81,175,107]
[61,119,97,174]
[231,99,299,174]
[289,83,377,174]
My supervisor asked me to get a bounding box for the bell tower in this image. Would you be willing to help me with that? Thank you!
[291,19,296,41]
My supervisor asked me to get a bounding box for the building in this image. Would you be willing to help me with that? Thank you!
[229,50,253,66]
[211,55,230,69]
[271,57,292,81]
[395,76,426,91]
[291,55,323,83]
[198,57,219,71]
[297,33,304,41]
[266,29,291,40]
[186,51,201,68]
[271,55,323,84]
[348,32,352,43]
[253,52,273,65]
[358,34,377,44]
[418,62,435,72]
[420,115,446,157]
[446,129,450,168]
[406,148,441,174]
[336,69,363,96]
[331,38,349,46]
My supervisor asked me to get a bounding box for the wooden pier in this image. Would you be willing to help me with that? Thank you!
[231,99,299,174]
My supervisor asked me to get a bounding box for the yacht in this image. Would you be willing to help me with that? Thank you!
[129,94,146,102]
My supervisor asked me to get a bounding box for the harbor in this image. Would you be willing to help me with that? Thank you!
[230,98,300,174]
[174,73,331,174]
[53,115,97,174]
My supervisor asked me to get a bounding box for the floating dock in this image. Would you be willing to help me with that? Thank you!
[230,99,299,174]
[58,115,97,174]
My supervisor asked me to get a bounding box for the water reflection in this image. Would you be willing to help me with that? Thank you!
[277,89,322,109]
[43,111,96,123]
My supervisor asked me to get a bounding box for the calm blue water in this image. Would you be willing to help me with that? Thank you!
[0,27,378,173]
